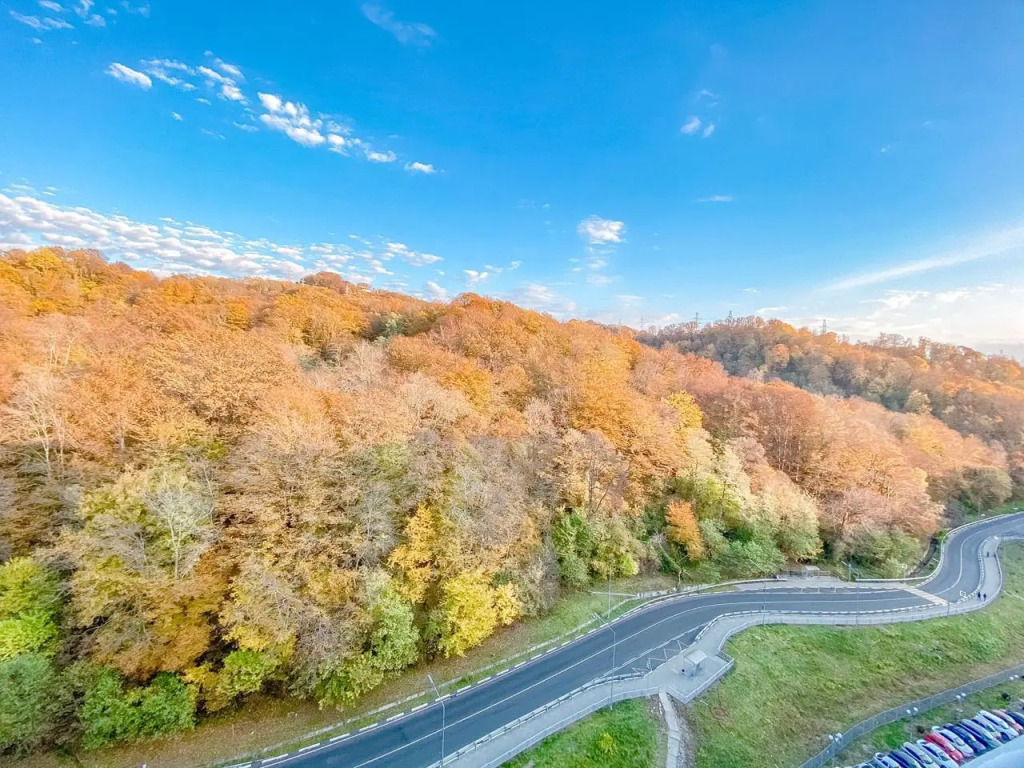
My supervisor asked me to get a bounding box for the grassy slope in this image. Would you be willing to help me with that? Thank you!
[689,541,1024,768]
[10,573,675,768]
[503,699,662,768]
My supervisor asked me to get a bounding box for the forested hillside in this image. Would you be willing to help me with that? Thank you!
[0,248,1019,755]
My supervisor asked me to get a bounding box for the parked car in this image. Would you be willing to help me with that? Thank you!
[929,729,966,761]
[1002,708,1024,728]
[945,722,991,753]
[990,708,1024,734]
[886,750,921,768]
[975,712,1016,741]
[927,729,968,761]
[902,741,938,765]
[872,753,903,768]
[966,716,1008,744]
[917,740,960,768]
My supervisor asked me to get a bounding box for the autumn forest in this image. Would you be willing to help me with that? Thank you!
[1,247,1021,755]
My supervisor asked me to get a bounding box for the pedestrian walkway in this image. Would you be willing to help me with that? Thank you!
[658,690,682,768]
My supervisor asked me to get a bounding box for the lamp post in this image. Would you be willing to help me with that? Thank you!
[594,612,617,702]
[427,674,445,767]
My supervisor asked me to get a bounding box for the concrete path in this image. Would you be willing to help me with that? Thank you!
[658,690,682,768]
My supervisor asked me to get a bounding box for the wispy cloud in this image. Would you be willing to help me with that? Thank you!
[171,111,183,122]
[513,282,577,315]
[464,269,488,286]
[701,123,716,138]
[361,2,436,47]
[106,63,152,89]
[824,225,1024,291]
[577,215,625,245]
[0,191,443,287]
[424,280,447,300]
[697,194,733,203]
[10,11,73,30]
[404,161,436,174]
[680,116,702,135]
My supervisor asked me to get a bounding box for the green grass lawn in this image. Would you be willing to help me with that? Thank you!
[689,541,1024,768]
[502,699,662,768]
[834,679,1024,763]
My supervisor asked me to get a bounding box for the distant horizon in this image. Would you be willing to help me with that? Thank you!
[2,1,1022,357]
[4,239,1022,363]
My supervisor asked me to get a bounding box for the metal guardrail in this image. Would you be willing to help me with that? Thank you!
[797,663,1024,768]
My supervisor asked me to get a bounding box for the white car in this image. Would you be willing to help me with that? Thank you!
[917,740,958,768]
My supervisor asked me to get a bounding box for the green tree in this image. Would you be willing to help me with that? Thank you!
[79,667,195,749]
[0,654,68,754]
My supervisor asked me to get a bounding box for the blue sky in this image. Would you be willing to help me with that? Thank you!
[2,0,1023,354]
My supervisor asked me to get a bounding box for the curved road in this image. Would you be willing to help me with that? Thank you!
[270,513,1024,768]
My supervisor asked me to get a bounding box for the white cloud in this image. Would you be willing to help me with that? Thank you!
[171,111,183,121]
[361,2,436,47]
[258,92,283,112]
[258,93,326,147]
[366,150,397,163]
[701,123,716,138]
[0,191,443,288]
[587,274,614,286]
[424,280,447,300]
[680,116,702,135]
[386,242,442,266]
[205,53,243,80]
[577,215,625,245]
[405,161,436,174]
[791,285,1024,354]
[514,282,577,315]
[106,63,152,89]
[697,194,733,203]
[464,269,488,286]
[11,11,73,30]
[824,225,1024,291]
[38,1,63,11]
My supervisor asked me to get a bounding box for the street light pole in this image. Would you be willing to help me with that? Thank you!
[594,612,617,703]
[427,674,445,767]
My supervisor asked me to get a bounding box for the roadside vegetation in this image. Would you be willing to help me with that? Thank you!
[689,541,1024,768]
[502,698,662,768]
[0,248,1020,759]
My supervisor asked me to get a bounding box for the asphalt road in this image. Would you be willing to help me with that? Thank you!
[276,513,1024,768]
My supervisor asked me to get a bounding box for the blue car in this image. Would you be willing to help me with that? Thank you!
[872,753,902,768]
[946,722,990,753]
[960,718,1002,748]
[888,747,925,768]
[969,715,1010,743]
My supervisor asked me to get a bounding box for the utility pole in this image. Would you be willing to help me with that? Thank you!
[427,674,445,766]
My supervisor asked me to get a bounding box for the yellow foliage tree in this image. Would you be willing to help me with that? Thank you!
[389,505,440,604]
[666,501,705,562]
[665,391,703,431]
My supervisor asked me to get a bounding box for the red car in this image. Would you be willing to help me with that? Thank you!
[925,732,965,764]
